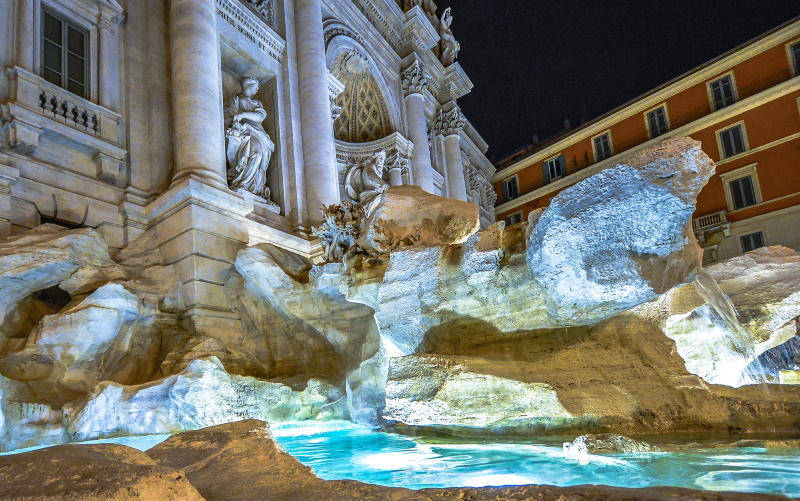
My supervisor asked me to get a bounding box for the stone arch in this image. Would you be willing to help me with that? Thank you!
[324,22,400,144]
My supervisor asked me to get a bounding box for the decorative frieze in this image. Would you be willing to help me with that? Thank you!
[243,0,275,28]
[434,105,465,136]
[401,61,430,97]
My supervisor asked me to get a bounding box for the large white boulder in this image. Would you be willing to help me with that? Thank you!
[528,137,713,325]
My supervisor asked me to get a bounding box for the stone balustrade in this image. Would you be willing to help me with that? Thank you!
[7,67,121,146]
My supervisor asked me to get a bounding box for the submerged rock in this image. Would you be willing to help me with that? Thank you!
[566,434,662,454]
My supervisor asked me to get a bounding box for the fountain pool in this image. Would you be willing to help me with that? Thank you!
[4,421,798,497]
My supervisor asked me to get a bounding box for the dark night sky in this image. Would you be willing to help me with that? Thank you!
[433,1,799,162]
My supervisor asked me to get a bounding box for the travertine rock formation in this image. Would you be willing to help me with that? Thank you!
[362,184,480,253]
[65,357,346,443]
[659,246,800,386]
[0,420,788,501]
[528,137,711,325]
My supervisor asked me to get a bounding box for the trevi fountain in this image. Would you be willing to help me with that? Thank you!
[0,0,799,499]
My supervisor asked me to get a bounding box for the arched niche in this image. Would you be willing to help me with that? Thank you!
[324,22,401,144]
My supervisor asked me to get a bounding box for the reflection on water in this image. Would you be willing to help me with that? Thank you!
[271,422,800,497]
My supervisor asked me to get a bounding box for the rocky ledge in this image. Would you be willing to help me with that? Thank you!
[0,420,790,501]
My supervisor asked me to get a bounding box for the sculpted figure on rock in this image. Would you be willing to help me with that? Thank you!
[345,150,389,217]
[225,76,276,204]
[439,8,460,66]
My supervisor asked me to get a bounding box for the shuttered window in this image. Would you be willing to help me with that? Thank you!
[593,134,612,162]
[646,106,669,139]
[729,176,756,210]
[542,155,566,184]
[501,177,519,202]
[719,125,746,158]
[709,75,736,110]
[740,232,764,253]
[42,10,88,99]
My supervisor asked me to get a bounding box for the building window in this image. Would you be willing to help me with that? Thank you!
[646,106,669,139]
[729,176,757,210]
[709,75,736,111]
[720,163,761,212]
[501,176,519,202]
[543,155,565,182]
[790,41,800,76]
[505,212,523,226]
[718,124,747,158]
[740,231,765,254]
[42,10,89,99]
[593,133,613,162]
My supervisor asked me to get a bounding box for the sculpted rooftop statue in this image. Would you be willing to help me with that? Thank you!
[439,8,460,66]
[225,76,276,205]
[345,150,389,217]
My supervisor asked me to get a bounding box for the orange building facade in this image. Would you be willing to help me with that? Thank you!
[493,18,800,263]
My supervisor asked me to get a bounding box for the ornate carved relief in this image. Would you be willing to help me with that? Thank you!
[401,61,430,97]
[331,50,394,144]
[224,76,279,211]
[243,0,275,28]
[434,105,465,136]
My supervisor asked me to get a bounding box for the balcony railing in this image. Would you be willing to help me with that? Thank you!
[692,210,728,232]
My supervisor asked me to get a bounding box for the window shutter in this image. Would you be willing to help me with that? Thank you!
[542,161,551,185]
[558,155,566,177]
[502,180,510,202]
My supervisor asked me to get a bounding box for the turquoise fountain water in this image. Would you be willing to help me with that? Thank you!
[3,421,799,497]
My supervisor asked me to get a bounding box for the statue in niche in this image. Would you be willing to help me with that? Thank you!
[224,76,276,206]
[439,7,460,66]
[345,151,389,217]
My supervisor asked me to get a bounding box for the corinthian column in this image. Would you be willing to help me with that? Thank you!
[401,61,435,193]
[436,104,468,201]
[168,0,226,187]
[295,0,340,227]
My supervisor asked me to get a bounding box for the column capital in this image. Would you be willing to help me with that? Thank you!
[434,103,464,137]
[401,60,431,97]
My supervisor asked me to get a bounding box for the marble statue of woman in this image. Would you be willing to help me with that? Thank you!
[345,151,389,217]
[439,7,460,66]
[225,76,275,202]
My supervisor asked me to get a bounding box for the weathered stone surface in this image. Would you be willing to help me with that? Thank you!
[0,443,204,500]
[528,137,712,325]
[361,184,480,253]
[0,284,164,406]
[383,311,800,436]
[0,225,125,348]
[65,357,345,442]
[232,244,383,422]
